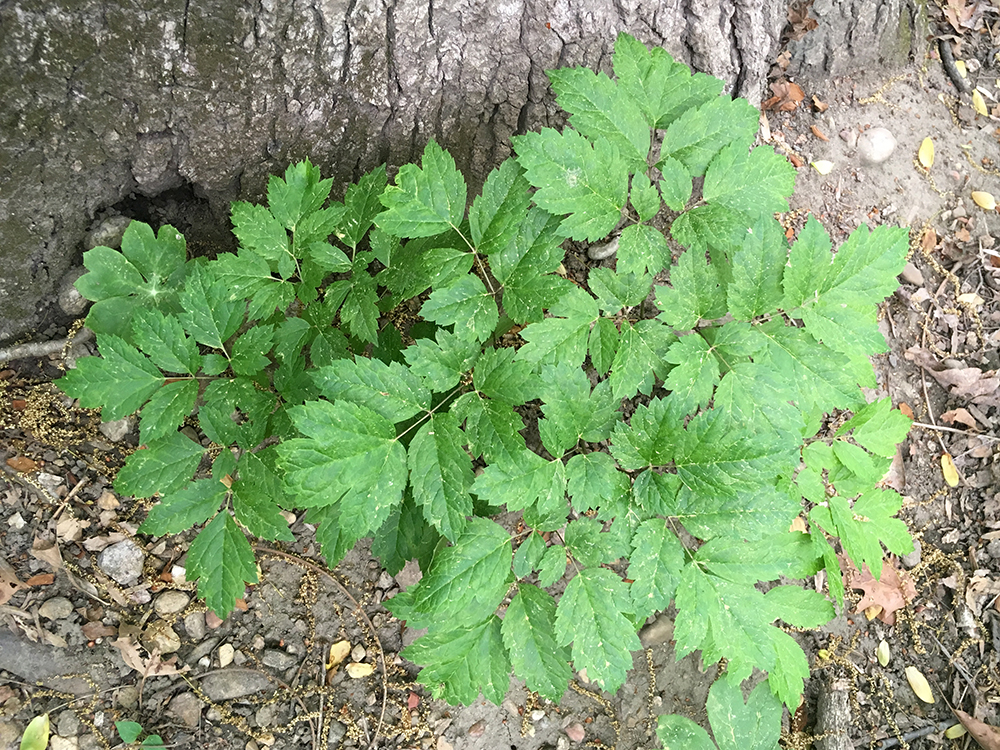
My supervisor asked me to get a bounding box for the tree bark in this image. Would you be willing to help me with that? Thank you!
[0,0,915,344]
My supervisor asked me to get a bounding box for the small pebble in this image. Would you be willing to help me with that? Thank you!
[168,692,204,728]
[262,648,297,670]
[900,262,924,286]
[205,610,224,629]
[97,540,145,586]
[98,417,134,443]
[351,643,366,662]
[377,571,395,589]
[531,709,546,722]
[901,539,922,568]
[142,621,181,654]
[219,643,235,668]
[39,596,75,621]
[50,737,78,750]
[857,127,896,165]
[96,491,120,510]
[154,591,190,616]
[436,737,453,750]
[565,722,586,743]
[639,613,674,648]
[468,720,485,737]
[587,236,619,260]
[184,612,207,640]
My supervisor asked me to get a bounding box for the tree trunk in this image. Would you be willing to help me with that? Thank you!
[0,0,916,344]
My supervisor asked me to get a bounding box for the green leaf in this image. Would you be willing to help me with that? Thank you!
[513,128,628,241]
[267,159,333,230]
[231,325,274,377]
[628,519,684,618]
[279,400,406,537]
[811,489,912,579]
[566,451,629,517]
[588,317,619,375]
[555,567,640,692]
[654,248,726,330]
[77,245,145,300]
[308,504,358,567]
[339,165,388,249]
[340,266,379,344]
[452,393,526,464]
[408,412,474,542]
[139,380,198,445]
[473,450,569,531]
[588,268,652,313]
[177,266,244,350]
[781,214,833,310]
[703,144,796,217]
[513,532,546,578]
[613,33,723,129]
[403,330,481,392]
[187,511,258,618]
[660,97,758,176]
[469,158,531,256]
[232,452,294,541]
[610,319,675,400]
[836,398,912,457]
[564,517,618,567]
[402,617,510,705]
[420,275,499,342]
[706,678,782,750]
[515,286,598,366]
[630,172,662,220]
[656,714,716,750]
[491,208,569,324]
[473,347,538,405]
[615,223,670,278]
[132,308,201,375]
[610,396,683,471]
[714,362,807,444]
[657,156,692,211]
[231,201,291,265]
[387,517,512,629]
[139,478,228,536]
[663,333,720,414]
[372,493,440,576]
[115,432,205,498]
[312,356,431,423]
[115,722,143,744]
[537,544,567,587]
[60,334,164,421]
[727,217,787,321]
[763,585,834,628]
[378,140,467,238]
[502,584,572,701]
[547,66,650,165]
[20,714,51,750]
[766,628,812,710]
[537,363,618,456]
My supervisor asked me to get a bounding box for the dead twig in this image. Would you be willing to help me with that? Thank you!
[0,327,93,364]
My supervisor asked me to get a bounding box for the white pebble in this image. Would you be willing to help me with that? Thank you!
[857,127,896,165]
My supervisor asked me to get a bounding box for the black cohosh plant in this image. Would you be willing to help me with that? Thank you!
[61,33,913,747]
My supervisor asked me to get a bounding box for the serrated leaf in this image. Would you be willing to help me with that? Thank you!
[279,400,406,538]
[628,519,684,618]
[515,285,598,366]
[706,677,782,750]
[473,450,569,531]
[339,165,388,249]
[60,334,164,421]
[472,347,537,404]
[610,396,683,470]
[502,584,572,701]
[513,532,546,578]
[663,333,720,414]
[386,517,512,629]
[727,217,787,321]
[764,585,834,628]
[660,97,758,176]
[767,627,811,710]
[139,380,198,445]
[588,317,620,375]
[404,330,481,392]
[402,616,510,705]
[565,517,619,567]
[340,266,379,344]
[613,33,723,129]
[537,544,568,587]
[187,511,258,618]
[781,214,833,310]
[537,363,618,456]
[492,208,569,324]
[421,275,499,342]
[555,567,640,691]
[547,66,650,165]
[656,714,716,750]
[230,325,274,377]
[657,155,692,212]
[312,356,431,423]
[695,533,821,585]
[77,245,146,301]
[704,144,796,217]
[832,441,888,487]
[132,308,201,375]
[139,478,228,536]
[451,392,526,464]
[372,492,440,576]
[616,223,670,277]
[231,201,291,265]
[177,266,244,350]
[630,172,662,220]
[308,504,358,567]
[610,318,675,400]
[513,128,628,241]
[115,431,205,498]
[654,248,726,330]
[267,158,333,230]
[469,158,531,256]
[232,452,294,541]
[814,489,913,579]
[835,397,912,457]
[378,140,467,238]
[408,412,474,542]
[588,268,652,313]
[566,451,629,517]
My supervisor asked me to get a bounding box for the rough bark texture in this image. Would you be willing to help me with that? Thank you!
[1,0,902,343]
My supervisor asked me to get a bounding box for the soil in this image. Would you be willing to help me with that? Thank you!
[5,14,1000,750]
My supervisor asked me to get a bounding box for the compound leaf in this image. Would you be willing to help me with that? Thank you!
[703,144,796,218]
[473,450,568,532]
[727,216,787,321]
[408,412,475,542]
[469,158,531,256]
[177,266,244,350]
[421,275,499,342]
[836,398,912,457]
[502,584,572,701]
[659,97,758,177]
[230,324,274,377]
[187,511,258,618]
[610,319,675,400]
[538,363,618,456]
[663,333,720,414]
[139,478,228,536]
[132,308,201,375]
[516,286,599,367]
[654,248,726,331]
[339,165,388,249]
[115,431,205,498]
[139,379,198,445]
[403,329,481,393]
[312,356,431,423]
[61,334,164,421]
[378,140,467,238]
[232,452,294,541]
[267,158,333,231]
[451,393,526,464]
[616,223,671,277]
[706,678,782,750]
[628,519,684,619]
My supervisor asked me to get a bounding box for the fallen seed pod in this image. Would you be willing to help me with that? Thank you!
[876,639,890,667]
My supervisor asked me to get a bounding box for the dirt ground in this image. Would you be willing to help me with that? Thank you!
[4,17,1000,750]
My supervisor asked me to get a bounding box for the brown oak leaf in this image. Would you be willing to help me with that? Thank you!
[840,554,916,625]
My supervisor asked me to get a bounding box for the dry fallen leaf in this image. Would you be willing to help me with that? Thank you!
[811,160,834,175]
[111,635,188,677]
[905,666,935,703]
[6,456,38,472]
[899,402,915,419]
[327,640,351,669]
[973,190,997,210]
[945,723,967,739]
[954,710,1000,749]
[346,662,375,678]
[940,407,978,429]
[841,554,916,625]
[918,137,935,169]
[811,95,828,112]
[904,347,1000,401]
[965,575,1000,615]
[942,453,961,487]
[763,80,805,112]
[0,557,25,605]
[974,89,989,116]
[30,537,64,572]
[958,292,985,306]
[810,125,829,141]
